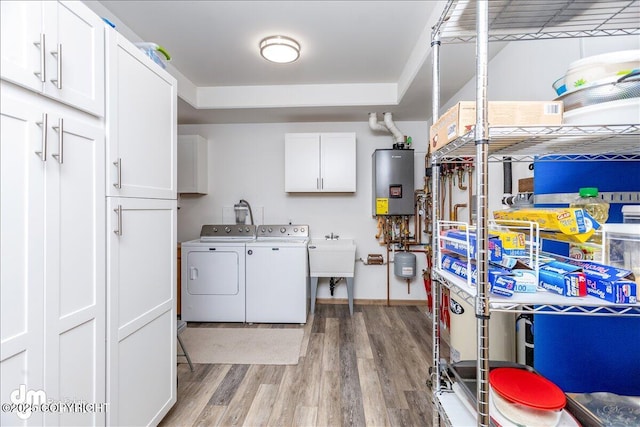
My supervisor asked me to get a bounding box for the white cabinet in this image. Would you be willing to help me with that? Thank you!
[106,31,177,200]
[105,27,177,427]
[178,135,208,194]
[106,197,177,427]
[0,1,105,117]
[1,83,105,426]
[285,132,356,192]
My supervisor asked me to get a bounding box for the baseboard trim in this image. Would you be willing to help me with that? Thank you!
[315,298,427,307]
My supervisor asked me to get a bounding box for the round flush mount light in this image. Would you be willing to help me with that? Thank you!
[260,35,300,63]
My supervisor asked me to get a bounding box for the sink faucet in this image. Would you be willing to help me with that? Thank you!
[325,232,339,240]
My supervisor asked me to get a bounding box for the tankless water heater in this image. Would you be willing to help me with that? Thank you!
[372,149,414,216]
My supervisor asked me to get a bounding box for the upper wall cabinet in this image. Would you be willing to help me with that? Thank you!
[0,1,105,117]
[178,135,208,194]
[285,132,356,192]
[106,30,177,200]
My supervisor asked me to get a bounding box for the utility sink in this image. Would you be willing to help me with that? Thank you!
[308,238,356,277]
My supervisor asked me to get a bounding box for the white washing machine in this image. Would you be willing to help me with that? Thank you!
[245,225,309,324]
[181,224,256,322]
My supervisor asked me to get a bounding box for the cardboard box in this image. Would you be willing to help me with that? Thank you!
[493,208,599,243]
[518,177,534,193]
[429,101,564,152]
[539,261,587,297]
[566,259,637,304]
[440,229,503,262]
[440,254,515,297]
[489,229,527,257]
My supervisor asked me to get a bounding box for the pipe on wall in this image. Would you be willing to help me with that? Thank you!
[383,112,405,143]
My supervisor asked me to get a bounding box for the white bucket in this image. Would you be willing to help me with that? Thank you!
[449,296,516,363]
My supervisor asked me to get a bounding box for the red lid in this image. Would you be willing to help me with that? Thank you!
[489,368,566,411]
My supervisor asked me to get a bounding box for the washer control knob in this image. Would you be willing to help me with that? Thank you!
[261,227,266,233]
[213,227,218,232]
[224,226,231,233]
[294,228,298,232]
[280,227,286,233]
[268,227,273,233]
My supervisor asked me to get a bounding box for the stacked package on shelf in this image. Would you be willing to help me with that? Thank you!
[493,207,600,243]
[566,259,637,304]
[440,253,516,297]
[538,261,587,297]
[440,229,537,296]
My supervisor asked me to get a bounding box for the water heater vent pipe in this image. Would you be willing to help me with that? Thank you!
[368,112,405,143]
[383,112,405,143]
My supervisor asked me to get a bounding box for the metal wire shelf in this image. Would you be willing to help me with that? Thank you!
[434,270,640,317]
[431,124,640,162]
[433,0,640,43]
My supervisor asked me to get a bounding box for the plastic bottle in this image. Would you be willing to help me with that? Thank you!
[570,187,609,224]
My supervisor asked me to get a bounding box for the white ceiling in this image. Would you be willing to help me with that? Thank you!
[95,1,501,124]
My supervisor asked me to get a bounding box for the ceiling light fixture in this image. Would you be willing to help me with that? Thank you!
[260,35,300,64]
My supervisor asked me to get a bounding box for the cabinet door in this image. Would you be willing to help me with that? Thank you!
[42,1,105,117]
[43,112,105,425]
[321,132,356,192]
[0,89,46,427]
[1,1,105,117]
[0,1,43,94]
[107,197,176,426]
[178,135,208,194]
[106,32,177,200]
[285,133,320,192]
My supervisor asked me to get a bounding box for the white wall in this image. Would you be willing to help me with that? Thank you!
[178,121,431,303]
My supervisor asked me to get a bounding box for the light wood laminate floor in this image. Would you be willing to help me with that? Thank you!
[160,304,445,427]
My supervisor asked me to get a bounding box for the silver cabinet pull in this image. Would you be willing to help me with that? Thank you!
[33,33,46,82]
[317,177,320,190]
[50,43,62,89]
[113,158,122,189]
[35,113,48,161]
[321,177,324,190]
[113,205,123,236]
[51,118,63,164]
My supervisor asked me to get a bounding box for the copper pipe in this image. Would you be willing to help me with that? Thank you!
[448,172,454,220]
[386,244,390,307]
[453,203,467,222]
[457,168,467,190]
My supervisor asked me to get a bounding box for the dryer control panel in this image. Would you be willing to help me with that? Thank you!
[257,224,309,238]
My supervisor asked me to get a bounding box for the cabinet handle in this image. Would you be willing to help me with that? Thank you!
[35,113,48,161]
[51,118,63,164]
[321,178,324,190]
[317,177,320,190]
[50,44,62,89]
[33,33,46,82]
[113,158,122,189]
[113,205,123,236]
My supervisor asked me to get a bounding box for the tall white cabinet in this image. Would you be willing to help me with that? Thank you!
[1,1,106,425]
[1,2,177,426]
[105,31,177,426]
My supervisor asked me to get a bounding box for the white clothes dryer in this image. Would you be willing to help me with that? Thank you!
[181,224,256,322]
